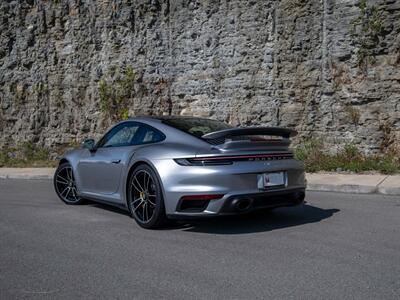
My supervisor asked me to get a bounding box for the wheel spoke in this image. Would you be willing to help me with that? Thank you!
[133,199,145,212]
[132,180,143,193]
[60,186,69,196]
[131,197,143,206]
[134,176,145,192]
[56,180,68,186]
[143,203,147,221]
[147,197,156,206]
[71,187,78,200]
[143,173,149,192]
[65,187,71,199]
[146,203,151,220]
[145,173,151,191]
[56,175,69,184]
[65,168,71,181]
[142,202,147,221]
[60,188,67,196]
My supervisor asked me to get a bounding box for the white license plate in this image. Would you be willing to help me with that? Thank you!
[258,172,286,189]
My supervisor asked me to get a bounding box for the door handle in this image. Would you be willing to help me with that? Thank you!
[111,159,121,164]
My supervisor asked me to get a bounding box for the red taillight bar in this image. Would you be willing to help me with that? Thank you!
[191,153,293,161]
[180,194,225,201]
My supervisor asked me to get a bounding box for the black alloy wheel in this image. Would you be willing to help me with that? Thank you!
[54,162,83,204]
[128,164,168,229]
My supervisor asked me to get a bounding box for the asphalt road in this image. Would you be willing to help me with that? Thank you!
[0,179,399,299]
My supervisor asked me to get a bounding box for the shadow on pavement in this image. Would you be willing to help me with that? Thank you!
[176,204,339,235]
[83,200,339,235]
[85,201,131,216]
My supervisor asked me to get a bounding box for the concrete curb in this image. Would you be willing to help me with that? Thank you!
[376,175,400,195]
[306,183,379,194]
[0,168,399,195]
[0,174,53,180]
[0,168,54,180]
[305,173,400,196]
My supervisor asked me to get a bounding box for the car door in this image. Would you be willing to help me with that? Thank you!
[78,122,141,195]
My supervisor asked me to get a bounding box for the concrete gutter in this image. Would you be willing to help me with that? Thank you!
[0,168,399,196]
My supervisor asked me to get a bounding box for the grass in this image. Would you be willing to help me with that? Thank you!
[294,139,400,174]
[0,142,57,168]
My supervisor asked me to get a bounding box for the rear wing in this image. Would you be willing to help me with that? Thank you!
[202,127,297,140]
[201,127,297,150]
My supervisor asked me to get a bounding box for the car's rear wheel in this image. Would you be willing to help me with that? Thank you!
[54,162,83,205]
[127,164,168,229]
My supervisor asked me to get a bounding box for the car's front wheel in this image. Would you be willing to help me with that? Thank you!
[127,164,168,229]
[54,162,83,205]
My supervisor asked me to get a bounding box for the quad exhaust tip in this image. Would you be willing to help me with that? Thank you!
[231,198,253,212]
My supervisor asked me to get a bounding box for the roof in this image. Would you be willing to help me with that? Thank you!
[134,115,213,120]
[129,115,217,122]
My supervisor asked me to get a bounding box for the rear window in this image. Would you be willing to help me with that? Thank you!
[163,118,232,138]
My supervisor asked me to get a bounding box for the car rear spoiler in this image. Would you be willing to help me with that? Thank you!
[202,127,298,140]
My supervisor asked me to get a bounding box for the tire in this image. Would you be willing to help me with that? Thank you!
[54,162,84,205]
[127,164,168,229]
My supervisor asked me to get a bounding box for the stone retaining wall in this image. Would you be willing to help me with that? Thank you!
[0,0,399,153]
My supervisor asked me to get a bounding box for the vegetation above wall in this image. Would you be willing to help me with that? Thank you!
[99,66,137,122]
[0,142,69,168]
[1,140,399,174]
[294,140,400,174]
[350,0,385,73]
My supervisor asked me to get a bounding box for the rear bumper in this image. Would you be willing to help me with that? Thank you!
[152,158,306,218]
[168,188,305,219]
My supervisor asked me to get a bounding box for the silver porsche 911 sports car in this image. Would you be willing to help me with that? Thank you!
[54,116,306,228]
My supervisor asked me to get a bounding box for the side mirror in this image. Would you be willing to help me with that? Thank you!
[82,138,96,151]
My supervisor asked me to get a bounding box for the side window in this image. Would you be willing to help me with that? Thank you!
[135,126,165,145]
[99,123,140,148]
